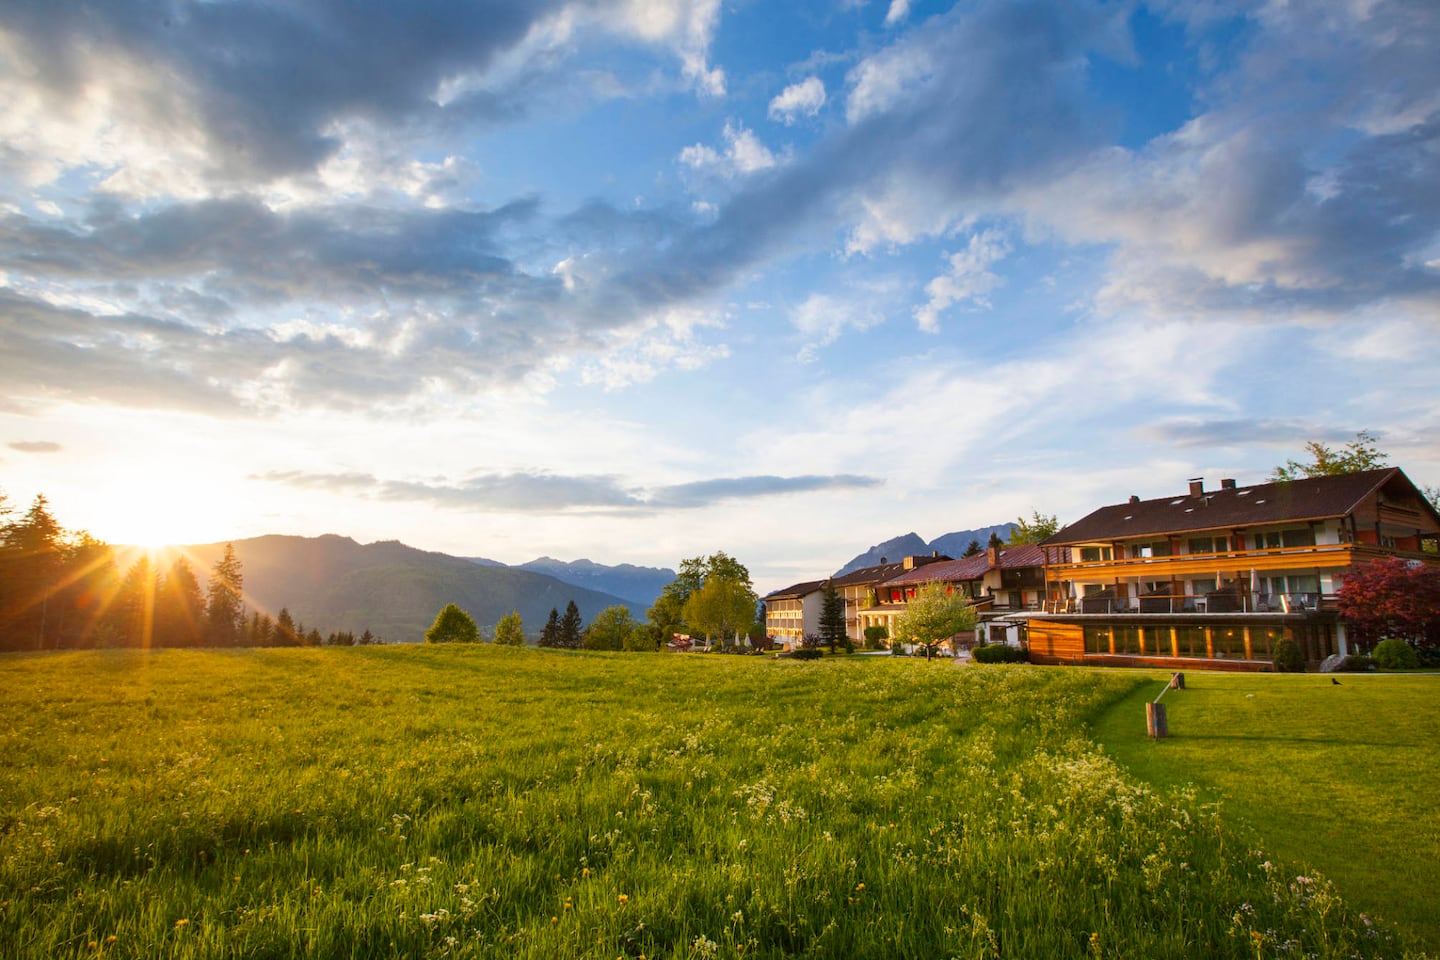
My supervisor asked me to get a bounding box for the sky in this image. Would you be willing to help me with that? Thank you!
[1,0,1437,595]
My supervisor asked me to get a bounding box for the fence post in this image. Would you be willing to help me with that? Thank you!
[1170,672,1185,690]
[1146,701,1168,739]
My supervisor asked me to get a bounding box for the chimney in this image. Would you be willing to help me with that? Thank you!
[1128,495,1140,504]
[1221,478,1237,490]
[986,545,999,567]
[1188,477,1204,497]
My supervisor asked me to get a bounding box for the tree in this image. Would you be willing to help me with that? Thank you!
[1009,511,1059,545]
[275,607,298,646]
[819,581,846,653]
[425,602,480,643]
[584,605,637,650]
[156,557,205,647]
[986,531,1004,550]
[647,552,755,646]
[538,607,562,647]
[111,556,156,648]
[963,540,982,558]
[892,582,978,660]
[1336,557,1440,650]
[493,610,525,646]
[205,544,245,646]
[558,600,584,648]
[682,574,758,649]
[3,495,65,649]
[1271,430,1388,481]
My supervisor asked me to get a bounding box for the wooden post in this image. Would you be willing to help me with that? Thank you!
[1170,672,1185,690]
[1146,701,1168,739]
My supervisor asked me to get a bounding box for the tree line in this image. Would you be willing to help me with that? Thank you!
[425,551,766,652]
[0,489,374,651]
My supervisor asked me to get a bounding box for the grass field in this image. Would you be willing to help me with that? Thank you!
[0,646,1427,958]
[1092,669,1440,952]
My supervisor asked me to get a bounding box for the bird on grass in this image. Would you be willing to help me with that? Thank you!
[1331,677,1342,685]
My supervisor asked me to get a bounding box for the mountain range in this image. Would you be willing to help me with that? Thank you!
[180,535,644,644]
[467,556,676,608]
[833,524,1017,577]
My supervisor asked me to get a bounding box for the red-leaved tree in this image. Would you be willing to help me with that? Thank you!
[1336,557,1440,649]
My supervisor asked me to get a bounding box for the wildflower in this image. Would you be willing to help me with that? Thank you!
[551,916,558,924]
[855,883,865,892]
[617,894,629,905]
[105,937,116,945]
[175,918,190,927]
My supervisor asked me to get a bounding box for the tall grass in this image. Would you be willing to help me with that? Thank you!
[0,647,1421,958]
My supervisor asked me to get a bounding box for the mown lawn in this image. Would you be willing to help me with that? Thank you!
[0,646,1427,958]
[1091,669,1440,952]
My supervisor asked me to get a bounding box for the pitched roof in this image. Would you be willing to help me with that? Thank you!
[764,579,825,601]
[1043,468,1413,545]
[829,554,948,588]
[880,544,1064,587]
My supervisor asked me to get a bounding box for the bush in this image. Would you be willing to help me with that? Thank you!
[1372,637,1419,670]
[1270,638,1304,672]
[863,625,889,650]
[1340,654,1375,672]
[971,643,1028,664]
[785,648,824,660]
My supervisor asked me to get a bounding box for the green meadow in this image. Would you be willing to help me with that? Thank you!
[0,647,1430,959]
[1094,670,1440,951]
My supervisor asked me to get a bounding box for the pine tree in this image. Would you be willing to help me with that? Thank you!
[156,557,205,647]
[205,544,245,646]
[819,581,846,653]
[559,600,583,648]
[539,607,561,647]
[275,607,298,646]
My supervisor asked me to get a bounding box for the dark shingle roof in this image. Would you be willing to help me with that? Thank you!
[764,579,825,601]
[1043,468,1408,545]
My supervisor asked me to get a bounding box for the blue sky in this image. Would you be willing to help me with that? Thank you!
[1,0,1437,594]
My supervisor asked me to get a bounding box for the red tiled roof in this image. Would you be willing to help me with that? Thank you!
[880,544,1064,587]
[1042,468,1421,545]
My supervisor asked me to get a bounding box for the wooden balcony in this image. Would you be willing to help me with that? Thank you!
[1047,542,1436,581]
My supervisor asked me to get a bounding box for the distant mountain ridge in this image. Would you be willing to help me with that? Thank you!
[833,523,1017,576]
[511,557,675,608]
[182,535,643,644]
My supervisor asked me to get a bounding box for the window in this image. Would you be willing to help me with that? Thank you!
[1084,625,1112,654]
[1212,627,1244,658]
[1253,531,1283,550]
[1175,626,1207,658]
[1187,536,1228,554]
[1113,625,1141,655]
[1251,626,1284,661]
[1191,578,1217,597]
[1142,627,1171,657]
[1079,546,1113,562]
[1129,541,1172,558]
[1281,528,1316,548]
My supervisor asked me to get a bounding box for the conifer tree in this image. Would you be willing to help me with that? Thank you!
[539,607,562,647]
[819,581,846,653]
[205,544,245,646]
[559,600,583,648]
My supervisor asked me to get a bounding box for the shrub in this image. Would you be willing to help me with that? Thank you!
[1372,637,1419,670]
[972,643,1028,664]
[787,647,824,660]
[863,625,889,650]
[1340,654,1374,672]
[1270,638,1305,672]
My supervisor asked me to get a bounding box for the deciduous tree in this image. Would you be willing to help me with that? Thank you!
[1337,557,1440,649]
[493,610,525,646]
[892,582,978,659]
[1009,511,1060,545]
[425,602,480,643]
[1271,431,1387,481]
[682,574,758,649]
[584,605,637,650]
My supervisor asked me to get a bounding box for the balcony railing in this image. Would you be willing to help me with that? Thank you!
[1049,592,1332,615]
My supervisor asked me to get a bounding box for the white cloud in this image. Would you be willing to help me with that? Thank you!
[884,0,913,28]
[768,77,826,125]
[915,230,1011,332]
[679,122,778,178]
[580,304,731,389]
[610,0,726,95]
[790,292,885,362]
[844,36,936,124]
